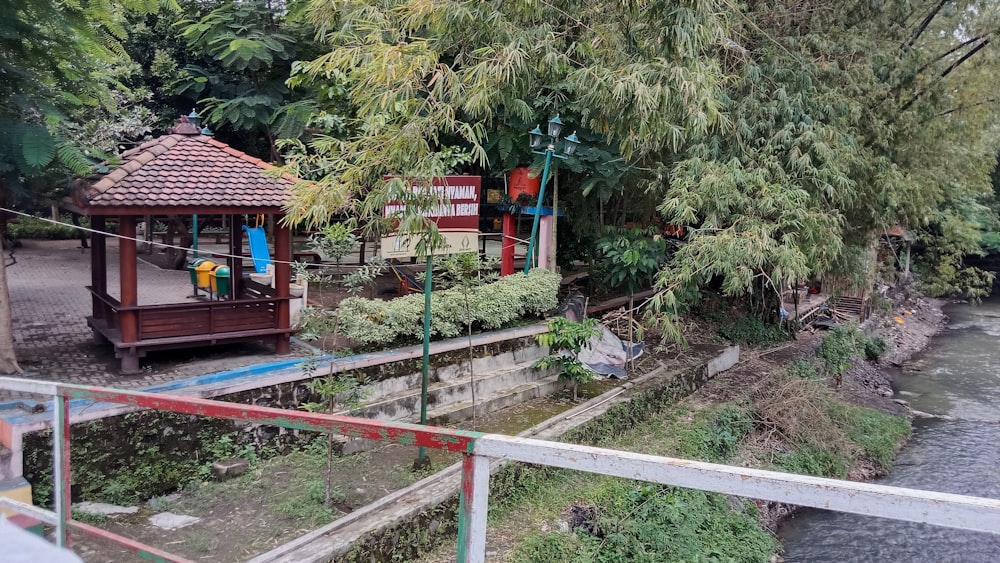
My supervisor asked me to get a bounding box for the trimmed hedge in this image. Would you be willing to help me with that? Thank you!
[336,269,561,346]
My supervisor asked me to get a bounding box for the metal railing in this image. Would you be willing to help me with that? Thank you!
[3,375,1000,563]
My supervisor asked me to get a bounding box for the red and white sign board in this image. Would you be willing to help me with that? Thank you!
[381,175,481,258]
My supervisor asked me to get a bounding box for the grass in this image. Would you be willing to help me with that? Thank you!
[451,366,909,563]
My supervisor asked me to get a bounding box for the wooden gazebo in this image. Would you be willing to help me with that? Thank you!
[71,117,296,373]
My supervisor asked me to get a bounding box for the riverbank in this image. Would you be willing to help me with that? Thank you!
[415,291,945,562]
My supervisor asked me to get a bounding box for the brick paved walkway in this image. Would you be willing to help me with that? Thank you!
[3,239,307,402]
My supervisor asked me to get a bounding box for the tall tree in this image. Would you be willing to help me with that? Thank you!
[169,0,321,160]
[650,0,1000,337]
[282,0,726,228]
[0,0,167,373]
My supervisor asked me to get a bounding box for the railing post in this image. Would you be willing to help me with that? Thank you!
[53,393,72,548]
[456,453,490,563]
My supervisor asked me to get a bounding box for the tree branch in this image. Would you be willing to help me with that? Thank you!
[917,34,986,75]
[905,0,951,50]
[900,38,990,113]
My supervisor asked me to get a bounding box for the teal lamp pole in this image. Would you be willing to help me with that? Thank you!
[523,116,580,273]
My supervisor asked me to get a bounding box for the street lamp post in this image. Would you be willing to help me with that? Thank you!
[523,116,580,273]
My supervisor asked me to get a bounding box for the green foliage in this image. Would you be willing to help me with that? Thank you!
[677,404,754,463]
[303,269,560,347]
[511,481,777,563]
[535,316,601,400]
[23,411,258,507]
[308,223,358,265]
[170,0,320,159]
[283,0,725,228]
[649,0,1000,341]
[596,227,668,296]
[774,446,849,478]
[8,215,85,240]
[817,325,866,377]
[828,402,911,472]
[785,358,820,380]
[510,532,589,563]
[714,313,790,348]
[863,335,888,362]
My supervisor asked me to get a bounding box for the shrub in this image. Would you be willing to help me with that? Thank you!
[329,269,561,346]
[535,316,601,401]
[716,314,789,347]
[8,214,84,240]
[817,325,864,377]
[817,325,888,377]
[863,334,888,361]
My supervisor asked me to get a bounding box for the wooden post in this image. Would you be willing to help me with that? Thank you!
[229,214,243,299]
[118,216,139,372]
[90,216,107,318]
[274,217,291,354]
[501,213,515,276]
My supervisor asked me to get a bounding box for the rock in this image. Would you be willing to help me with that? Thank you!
[148,512,200,530]
[892,398,908,406]
[211,457,250,480]
[73,502,138,516]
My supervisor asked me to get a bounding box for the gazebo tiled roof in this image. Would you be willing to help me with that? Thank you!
[73,124,296,213]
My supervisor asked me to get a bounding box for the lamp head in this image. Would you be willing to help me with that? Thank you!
[563,131,580,156]
[547,115,564,139]
[529,125,544,148]
[187,108,202,129]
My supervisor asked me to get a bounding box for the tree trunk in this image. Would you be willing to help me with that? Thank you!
[165,216,191,270]
[0,239,22,374]
[0,177,22,374]
[549,169,558,271]
[627,293,634,371]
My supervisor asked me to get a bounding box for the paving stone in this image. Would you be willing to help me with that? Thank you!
[73,502,139,516]
[148,512,200,530]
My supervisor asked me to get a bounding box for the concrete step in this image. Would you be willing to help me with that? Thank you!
[426,373,565,426]
[350,361,556,423]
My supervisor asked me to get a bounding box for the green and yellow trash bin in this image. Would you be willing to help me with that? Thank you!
[195,260,217,292]
[210,265,231,299]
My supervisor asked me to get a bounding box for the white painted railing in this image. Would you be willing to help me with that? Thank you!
[3,376,1000,563]
[456,435,1000,562]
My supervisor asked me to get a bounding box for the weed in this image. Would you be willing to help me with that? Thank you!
[863,335,888,362]
[510,479,777,563]
[715,314,789,347]
[827,403,910,471]
[786,357,820,379]
[869,293,893,316]
[678,403,753,462]
[817,325,864,378]
[535,317,602,401]
[72,511,108,526]
[774,445,849,477]
[184,529,220,553]
[510,532,589,563]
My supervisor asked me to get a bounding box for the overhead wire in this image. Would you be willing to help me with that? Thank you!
[0,207,530,263]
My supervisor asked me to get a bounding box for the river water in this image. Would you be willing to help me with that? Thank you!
[779,298,1000,562]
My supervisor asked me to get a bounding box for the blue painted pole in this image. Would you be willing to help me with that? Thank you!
[524,148,554,274]
[192,214,199,258]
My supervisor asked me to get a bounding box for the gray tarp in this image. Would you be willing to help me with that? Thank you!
[576,324,644,378]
